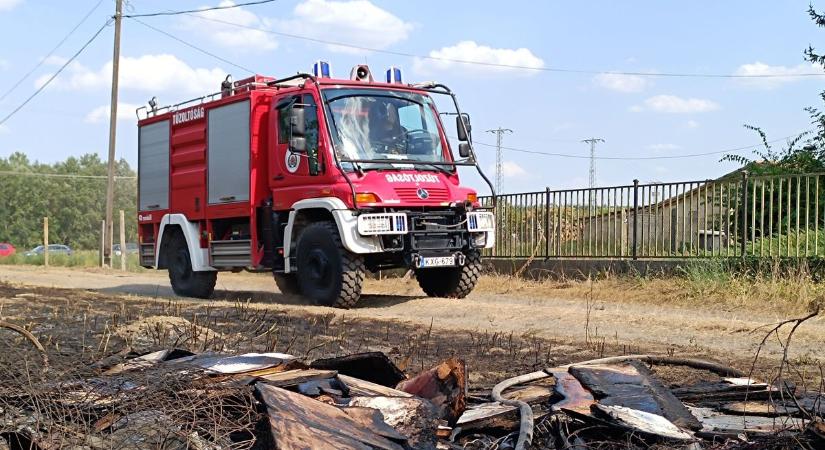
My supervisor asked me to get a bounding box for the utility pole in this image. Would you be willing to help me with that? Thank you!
[486,128,512,195]
[104,0,123,267]
[582,138,604,209]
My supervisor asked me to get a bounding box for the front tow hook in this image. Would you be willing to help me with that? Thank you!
[455,252,466,266]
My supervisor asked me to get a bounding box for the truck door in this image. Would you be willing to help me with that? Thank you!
[272,93,323,209]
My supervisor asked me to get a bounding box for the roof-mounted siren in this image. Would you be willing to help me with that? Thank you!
[313,60,332,78]
[221,74,233,98]
[386,66,402,84]
[350,64,373,82]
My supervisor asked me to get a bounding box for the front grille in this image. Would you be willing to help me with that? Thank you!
[394,187,449,203]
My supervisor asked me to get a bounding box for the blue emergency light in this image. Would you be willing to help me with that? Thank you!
[313,60,332,78]
[386,66,402,84]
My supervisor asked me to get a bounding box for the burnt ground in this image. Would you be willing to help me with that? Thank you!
[0,281,818,392]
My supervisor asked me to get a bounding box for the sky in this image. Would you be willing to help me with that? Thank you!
[1,0,825,195]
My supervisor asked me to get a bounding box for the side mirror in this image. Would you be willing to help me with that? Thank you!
[459,142,471,158]
[456,114,472,142]
[290,107,306,136]
[290,136,307,153]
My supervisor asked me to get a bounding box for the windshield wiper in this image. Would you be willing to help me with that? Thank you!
[340,158,454,175]
[416,161,453,175]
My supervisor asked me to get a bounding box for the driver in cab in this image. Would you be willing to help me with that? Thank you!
[368,101,407,155]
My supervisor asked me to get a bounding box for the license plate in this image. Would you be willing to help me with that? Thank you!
[417,256,456,268]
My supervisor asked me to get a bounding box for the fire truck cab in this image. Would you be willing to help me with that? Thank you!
[136,63,495,308]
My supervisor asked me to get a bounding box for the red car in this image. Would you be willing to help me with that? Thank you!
[0,243,15,257]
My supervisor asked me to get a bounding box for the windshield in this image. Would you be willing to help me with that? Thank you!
[323,88,448,169]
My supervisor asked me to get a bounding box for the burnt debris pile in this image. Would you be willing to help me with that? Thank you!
[0,339,823,450]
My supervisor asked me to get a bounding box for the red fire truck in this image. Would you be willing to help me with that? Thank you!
[136,63,495,308]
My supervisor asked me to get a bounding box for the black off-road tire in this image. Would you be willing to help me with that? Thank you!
[415,251,481,298]
[273,273,301,295]
[295,222,364,308]
[166,232,217,299]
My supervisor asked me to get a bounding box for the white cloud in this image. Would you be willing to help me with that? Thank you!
[275,0,412,54]
[414,41,544,76]
[84,103,141,124]
[0,59,9,70]
[181,0,277,50]
[0,124,9,134]
[646,143,681,151]
[632,95,719,114]
[686,120,700,129]
[36,54,227,95]
[593,73,648,93]
[488,161,527,178]
[734,61,822,89]
[0,0,22,12]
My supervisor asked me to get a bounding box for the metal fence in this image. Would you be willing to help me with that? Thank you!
[479,172,825,259]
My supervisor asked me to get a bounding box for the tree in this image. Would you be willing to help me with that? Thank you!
[0,153,137,250]
[805,5,825,148]
[721,125,820,175]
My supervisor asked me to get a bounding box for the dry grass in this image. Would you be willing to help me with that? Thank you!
[459,264,825,315]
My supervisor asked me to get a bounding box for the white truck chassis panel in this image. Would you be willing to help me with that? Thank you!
[152,202,493,273]
[283,197,383,273]
[155,214,215,271]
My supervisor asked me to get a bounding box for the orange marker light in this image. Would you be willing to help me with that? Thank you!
[355,192,379,204]
[467,193,478,203]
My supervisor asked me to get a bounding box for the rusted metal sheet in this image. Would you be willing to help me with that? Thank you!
[103,348,194,375]
[593,404,694,441]
[257,369,338,387]
[547,369,595,416]
[192,352,295,374]
[397,358,466,426]
[569,361,701,430]
[256,384,406,450]
[337,374,414,398]
[720,401,799,417]
[688,406,802,438]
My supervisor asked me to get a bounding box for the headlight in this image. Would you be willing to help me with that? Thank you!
[472,233,487,247]
[467,211,494,232]
[357,213,408,235]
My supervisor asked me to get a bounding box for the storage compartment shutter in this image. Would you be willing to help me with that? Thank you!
[208,100,250,204]
[138,120,170,210]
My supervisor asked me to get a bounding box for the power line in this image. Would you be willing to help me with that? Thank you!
[174,13,825,79]
[0,0,106,103]
[122,0,277,18]
[0,19,112,127]
[130,18,257,74]
[0,170,135,180]
[467,131,812,161]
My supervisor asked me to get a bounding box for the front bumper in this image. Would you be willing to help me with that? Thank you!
[358,209,494,255]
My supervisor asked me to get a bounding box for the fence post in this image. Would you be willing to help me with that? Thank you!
[544,187,551,258]
[100,220,106,268]
[43,217,49,267]
[119,209,127,271]
[740,170,748,259]
[632,179,639,260]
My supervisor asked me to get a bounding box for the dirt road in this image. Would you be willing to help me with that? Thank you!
[0,265,822,365]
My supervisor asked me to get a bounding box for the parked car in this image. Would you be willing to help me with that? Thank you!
[24,244,73,257]
[0,243,15,257]
[113,243,139,256]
